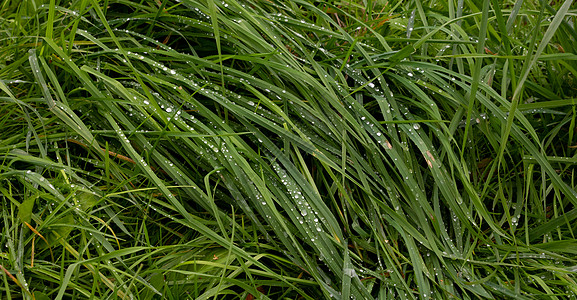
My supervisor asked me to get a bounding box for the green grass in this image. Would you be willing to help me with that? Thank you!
[1,0,577,298]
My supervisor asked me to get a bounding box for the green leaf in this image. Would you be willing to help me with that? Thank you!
[17,197,35,225]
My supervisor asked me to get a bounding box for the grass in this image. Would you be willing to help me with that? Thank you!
[1,0,577,298]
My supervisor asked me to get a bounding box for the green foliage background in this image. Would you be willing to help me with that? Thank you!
[1,0,577,298]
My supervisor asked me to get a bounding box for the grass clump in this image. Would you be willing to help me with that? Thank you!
[1,0,577,299]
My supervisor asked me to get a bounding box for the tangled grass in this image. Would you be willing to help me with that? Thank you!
[1,0,577,298]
